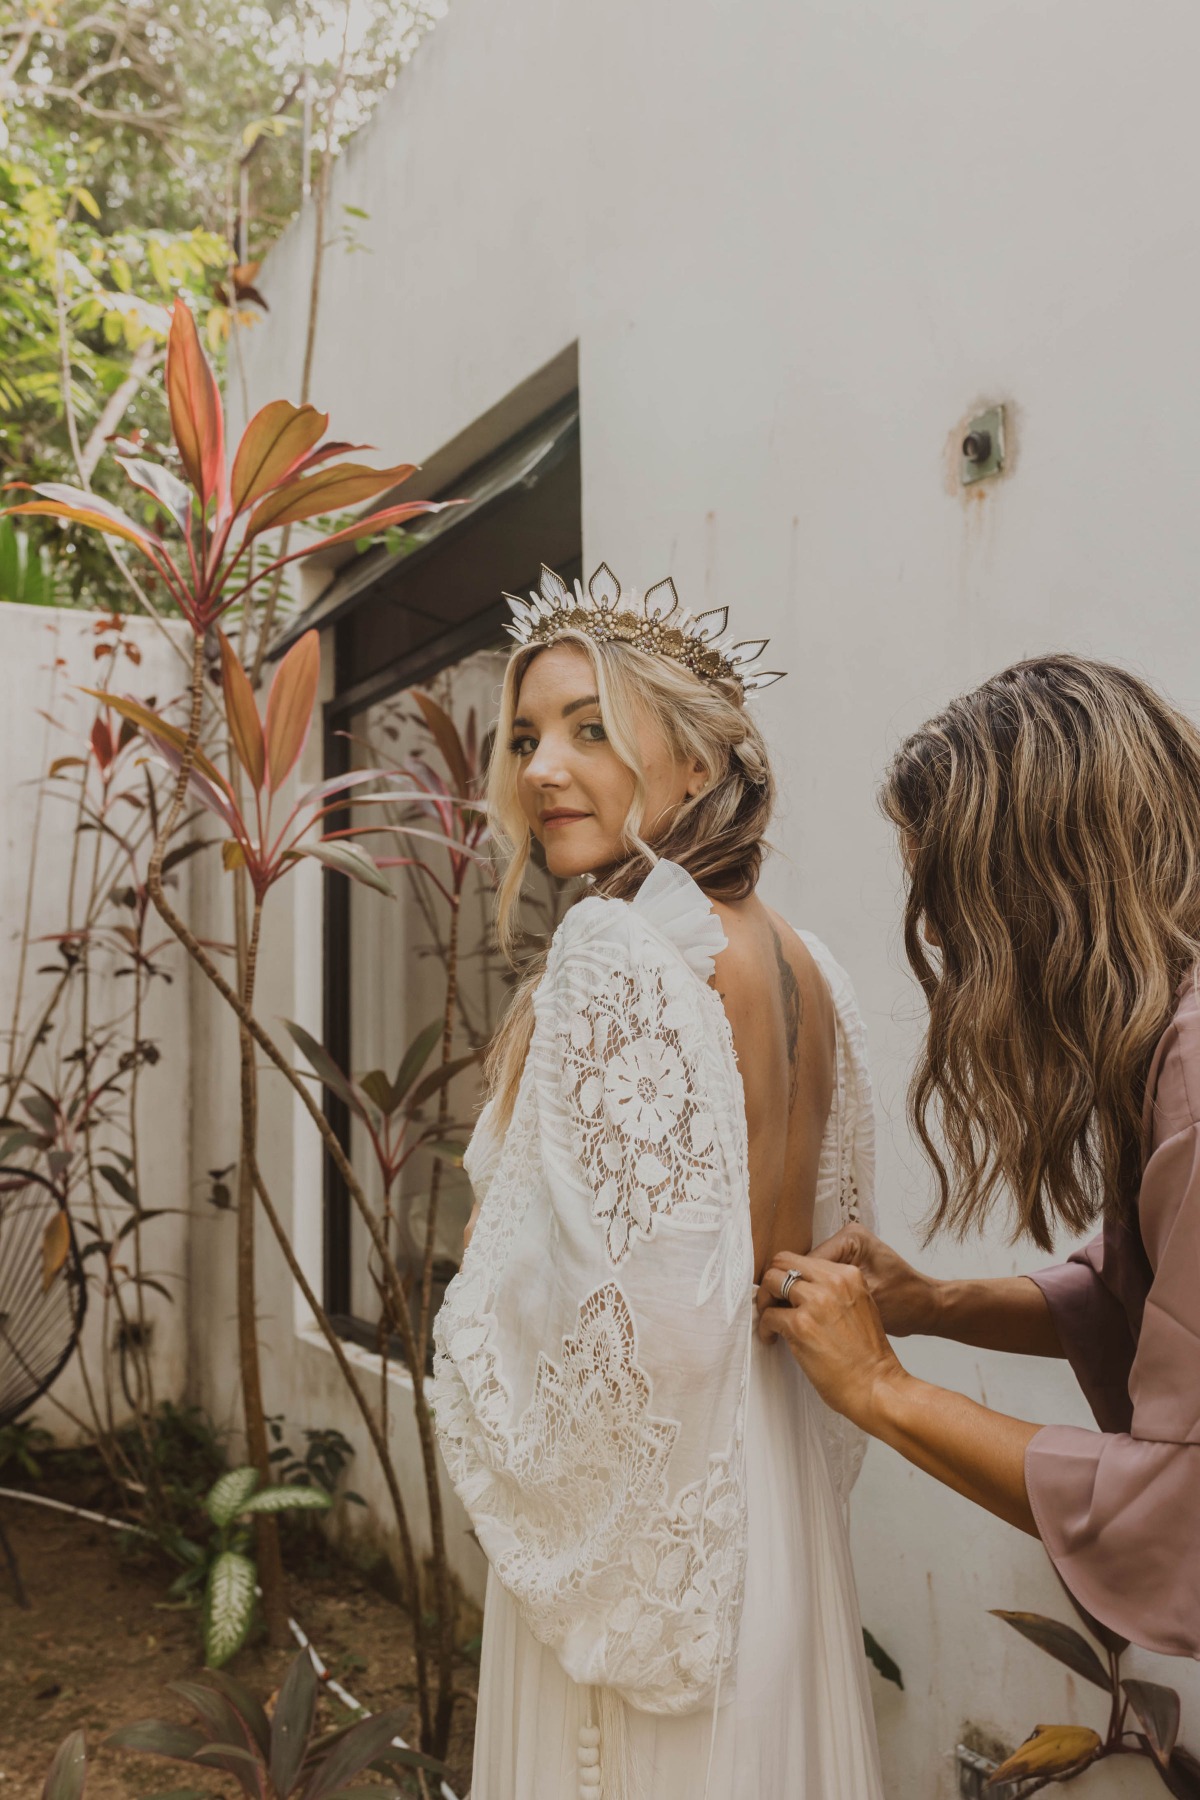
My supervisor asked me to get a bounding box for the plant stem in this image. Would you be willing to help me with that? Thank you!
[416,895,459,1369]
[144,635,455,1751]
[238,895,288,1645]
[251,1158,433,1749]
[127,924,156,1426]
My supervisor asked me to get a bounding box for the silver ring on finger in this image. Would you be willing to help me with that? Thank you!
[779,1269,802,1303]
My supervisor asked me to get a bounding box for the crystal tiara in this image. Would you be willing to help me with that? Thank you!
[502,562,786,695]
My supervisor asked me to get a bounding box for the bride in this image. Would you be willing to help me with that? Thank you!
[431,564,884,1800]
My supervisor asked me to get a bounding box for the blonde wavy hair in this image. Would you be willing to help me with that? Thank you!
[882,654,1200,1251]
[485,630,775,1123]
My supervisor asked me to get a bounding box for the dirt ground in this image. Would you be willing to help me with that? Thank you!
[0,1494,477,1798]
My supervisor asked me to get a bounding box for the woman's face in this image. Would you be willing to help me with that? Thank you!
[510,644,706,880]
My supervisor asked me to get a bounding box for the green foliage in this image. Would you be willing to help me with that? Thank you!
[0,0,441,613]
[103,1648,449,1793]
[267,1416,365,1506]
[167,1463,333,1667]
[0,516,57,605]
[0,150,227,610]
[3,3,439,246]
[0,1415,53,1482]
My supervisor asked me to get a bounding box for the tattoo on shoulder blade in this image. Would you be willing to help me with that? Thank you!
[770,923,803,1108]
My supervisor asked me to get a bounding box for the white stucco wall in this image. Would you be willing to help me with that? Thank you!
[0,603,194,1437]
[218,1,1200,1792]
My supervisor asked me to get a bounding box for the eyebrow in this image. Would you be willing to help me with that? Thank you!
[511,694,600,729]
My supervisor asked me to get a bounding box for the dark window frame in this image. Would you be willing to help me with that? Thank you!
[318,401,582,1332]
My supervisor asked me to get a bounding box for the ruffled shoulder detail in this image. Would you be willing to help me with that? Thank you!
[631,858,727,981]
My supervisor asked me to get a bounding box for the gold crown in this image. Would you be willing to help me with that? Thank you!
[502,562,786,695]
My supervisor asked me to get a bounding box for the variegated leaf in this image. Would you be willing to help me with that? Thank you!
[239,1484,332,1515]
[203,1550,257,1668]
[206,1465,259,1528]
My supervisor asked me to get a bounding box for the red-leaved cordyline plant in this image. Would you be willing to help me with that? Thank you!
[3,297,463,1756]
[83,629,400,904]
[281,1015,478,1278]
[340,689,495,1366]
[5,297,446,638]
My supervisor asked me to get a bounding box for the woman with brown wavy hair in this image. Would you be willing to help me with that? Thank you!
[759,653,1200,1659]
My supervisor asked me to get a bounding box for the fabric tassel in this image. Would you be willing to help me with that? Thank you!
[578,1686,638,1800]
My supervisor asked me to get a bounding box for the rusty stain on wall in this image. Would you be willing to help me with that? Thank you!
[943,399,1021,503]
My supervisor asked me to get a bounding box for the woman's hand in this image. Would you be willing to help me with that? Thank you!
[803,1223,941,1337]
[757,1252,907,1431]
[758,1249,1041,1532]
[463,1202,481,1252]
[804,1225,1065,1356]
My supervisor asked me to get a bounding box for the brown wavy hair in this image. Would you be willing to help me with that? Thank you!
[485,630,775,1124]
[881,654,1200,1250]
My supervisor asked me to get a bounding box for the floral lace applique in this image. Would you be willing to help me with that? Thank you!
[487,1282,746,1711]
[557,955,730,1266]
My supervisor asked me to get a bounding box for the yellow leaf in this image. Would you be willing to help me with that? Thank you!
[222,841,247,871]
[72,185,101,219]
[42,1211,70,1292]
[146,238,169,290]
[206,306,230,352]
[987,1726,1103,1787]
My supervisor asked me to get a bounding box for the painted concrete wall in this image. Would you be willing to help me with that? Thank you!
[219,0,1200,1792]
[0,603,193,1439]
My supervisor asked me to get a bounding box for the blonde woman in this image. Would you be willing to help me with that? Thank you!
[431,565,885,1799]
[761,655,1200,1661]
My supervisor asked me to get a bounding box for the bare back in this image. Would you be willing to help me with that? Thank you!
[711,894,837,1280]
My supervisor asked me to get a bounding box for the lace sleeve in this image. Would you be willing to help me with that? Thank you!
[432,879,754,1716]
[547,900,752,1320]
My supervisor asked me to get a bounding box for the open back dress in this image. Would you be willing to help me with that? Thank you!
[431,861,885,1799]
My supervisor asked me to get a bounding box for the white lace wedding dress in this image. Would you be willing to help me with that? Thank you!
[431,861,884,1800]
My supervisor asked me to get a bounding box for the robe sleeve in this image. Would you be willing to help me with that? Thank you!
[1027,1233,1137,1433]
[1024,998,1200,1659]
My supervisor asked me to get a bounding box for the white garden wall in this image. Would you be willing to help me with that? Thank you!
[0,603,194,1439]
[199,0,1200,1791]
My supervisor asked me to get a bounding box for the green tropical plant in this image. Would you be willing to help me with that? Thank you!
[266,1417,364,1505]
[0,1415,53,1482]
[191,1466,332,1667]
[0,149,229,611]
[104,1649,448,1796]
[986,1600,1200,1794]
[0,517,56,604]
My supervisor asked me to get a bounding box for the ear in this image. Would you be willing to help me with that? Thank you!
[685,758,709,799]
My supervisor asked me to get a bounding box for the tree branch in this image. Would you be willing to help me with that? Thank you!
[78,338,161,484]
